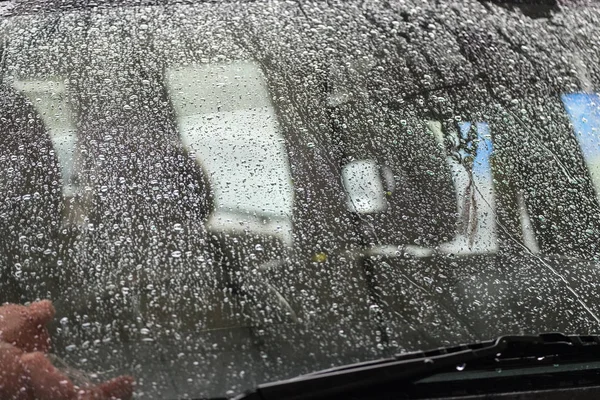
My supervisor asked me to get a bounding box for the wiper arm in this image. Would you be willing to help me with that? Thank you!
[234,333,600,400]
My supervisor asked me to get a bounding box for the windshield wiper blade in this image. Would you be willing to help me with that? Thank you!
[233,333,600,400]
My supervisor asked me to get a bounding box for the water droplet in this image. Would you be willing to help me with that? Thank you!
[369,304,381,312]
[311,252,328,263]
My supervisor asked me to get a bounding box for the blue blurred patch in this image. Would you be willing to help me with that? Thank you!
[458,122,493,180]
[561,93,600,161]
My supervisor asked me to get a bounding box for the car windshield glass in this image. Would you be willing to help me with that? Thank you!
[1,0,600,398]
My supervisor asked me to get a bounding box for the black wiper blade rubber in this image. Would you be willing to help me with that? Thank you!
[234,333,600,400]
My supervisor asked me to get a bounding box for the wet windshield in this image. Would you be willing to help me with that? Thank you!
[1,0,600,398]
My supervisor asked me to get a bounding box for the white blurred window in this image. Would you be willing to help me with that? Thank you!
[13,79,78,198]
[341,160,388,214]
[166,61,294,245]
